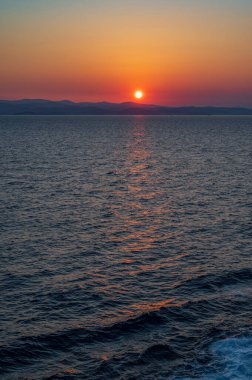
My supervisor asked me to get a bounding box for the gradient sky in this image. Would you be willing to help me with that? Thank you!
[1,0,252,106]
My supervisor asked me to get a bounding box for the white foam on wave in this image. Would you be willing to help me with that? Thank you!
[206,336,252,380]
[174,335,252,380]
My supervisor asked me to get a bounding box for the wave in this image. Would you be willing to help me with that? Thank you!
[1,268,251,376]
[208,335,252,379]
[174,335,252,380]
[0,309,167,372]
[139,343,182,361]
[179,268,252,292]
[1,298,250,375]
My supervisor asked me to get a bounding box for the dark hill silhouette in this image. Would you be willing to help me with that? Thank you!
[0,99,252,115]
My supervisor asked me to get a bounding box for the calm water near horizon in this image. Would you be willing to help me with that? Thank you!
[0,115,252,379]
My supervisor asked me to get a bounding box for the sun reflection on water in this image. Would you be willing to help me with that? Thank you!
[110,119,165,256]
[90,118,184,320]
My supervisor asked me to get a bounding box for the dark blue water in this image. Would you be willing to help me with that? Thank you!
[0,115,251,379]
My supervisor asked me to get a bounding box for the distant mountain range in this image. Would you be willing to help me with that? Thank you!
[0,99,252,115]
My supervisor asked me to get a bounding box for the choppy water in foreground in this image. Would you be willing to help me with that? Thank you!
[0,115,251,379]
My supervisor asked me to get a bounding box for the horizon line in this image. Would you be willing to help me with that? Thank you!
[1,98,252,109]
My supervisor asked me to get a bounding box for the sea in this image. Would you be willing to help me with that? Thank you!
[0,115,251,379]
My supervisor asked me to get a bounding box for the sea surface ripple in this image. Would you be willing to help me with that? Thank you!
[0,115,251,379]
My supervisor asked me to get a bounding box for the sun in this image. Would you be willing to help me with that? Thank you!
[134,90,144,100]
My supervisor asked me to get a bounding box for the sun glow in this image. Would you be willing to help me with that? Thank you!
[134,90,143,100]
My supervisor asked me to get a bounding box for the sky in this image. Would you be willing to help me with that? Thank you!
[0,0,252,106]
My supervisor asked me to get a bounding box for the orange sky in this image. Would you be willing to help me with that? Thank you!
[0,1,252,106]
